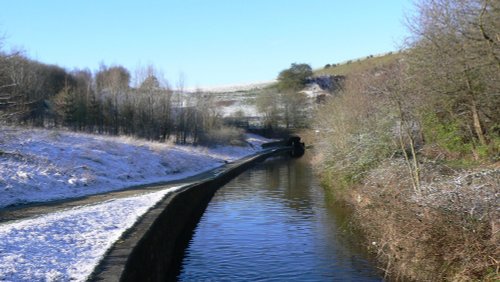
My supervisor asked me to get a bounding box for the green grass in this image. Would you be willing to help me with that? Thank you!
[314,52,403,76]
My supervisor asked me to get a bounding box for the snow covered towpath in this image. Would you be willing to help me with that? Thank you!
[0,187,180,281]
[0,127,273,281]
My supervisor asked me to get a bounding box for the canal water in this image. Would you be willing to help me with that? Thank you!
[177,154,382,281]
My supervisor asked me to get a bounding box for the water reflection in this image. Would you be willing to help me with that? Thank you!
[178,154,382,281]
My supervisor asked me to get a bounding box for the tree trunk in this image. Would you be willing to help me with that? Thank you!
[464,71,487,147]
[471,98,487,147]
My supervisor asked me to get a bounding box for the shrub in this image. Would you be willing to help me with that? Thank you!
[422,112,476,157]
[314,70,396,189]
[197,126,245,147]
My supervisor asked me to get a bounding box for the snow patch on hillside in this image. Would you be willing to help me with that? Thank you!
[188,80,275,93]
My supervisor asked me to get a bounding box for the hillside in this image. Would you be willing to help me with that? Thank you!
[312,11,499,279]
[180,52,403,130]
[314,52,403,77]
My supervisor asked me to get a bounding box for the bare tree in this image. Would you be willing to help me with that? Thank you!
[405,0,500,158]
[0,54,67,125]
[369,61,423,194]
[256,88,281,131]
[280,90,309,129]
[95,64,130,134]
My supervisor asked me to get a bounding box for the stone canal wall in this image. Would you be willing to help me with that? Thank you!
[89,147,292,281]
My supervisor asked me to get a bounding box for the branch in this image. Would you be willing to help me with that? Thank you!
[479,0,500,67]
[0,83,17,89]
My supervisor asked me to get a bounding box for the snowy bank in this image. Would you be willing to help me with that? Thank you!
[0,126,270,208]
[0,127,273,281]
[0,187,180,281]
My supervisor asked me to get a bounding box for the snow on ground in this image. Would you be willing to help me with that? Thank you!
[0,127,273,281]
[187,80,274,93]
[300,82,329,99]
[219,102,257,117]
[0,186,180,281]
[0,126,270,208]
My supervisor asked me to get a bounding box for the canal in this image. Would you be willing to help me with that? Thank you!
[177,154,382,281]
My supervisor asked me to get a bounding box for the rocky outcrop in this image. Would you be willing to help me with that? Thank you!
[305,75,345,93]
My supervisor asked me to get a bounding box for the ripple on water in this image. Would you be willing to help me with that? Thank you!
[178,157,382,281]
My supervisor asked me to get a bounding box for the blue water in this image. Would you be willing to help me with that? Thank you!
[178,155,382,281]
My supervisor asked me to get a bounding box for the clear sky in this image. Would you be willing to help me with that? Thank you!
[1,0,413,88]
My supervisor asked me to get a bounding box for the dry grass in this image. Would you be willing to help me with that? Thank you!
[314,52,403,77]
[336,158,500,281]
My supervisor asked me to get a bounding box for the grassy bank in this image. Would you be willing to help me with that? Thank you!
[314,52,402,77]
[315,156,499,281]
[311,1,499,277]
[311,67,499,280]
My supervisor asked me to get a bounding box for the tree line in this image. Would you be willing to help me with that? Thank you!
[0,47,228,144]
[315,0,499,192]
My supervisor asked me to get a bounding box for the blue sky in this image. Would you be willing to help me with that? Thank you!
[1,0,413,88]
